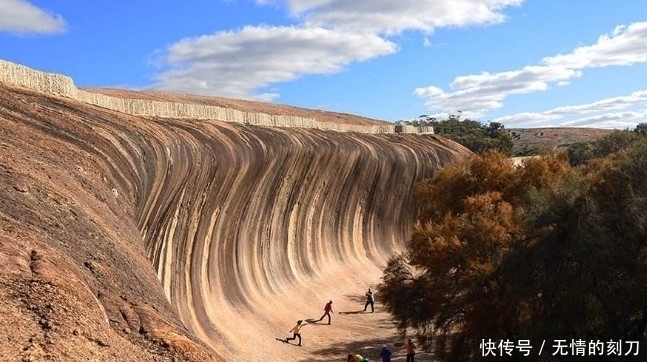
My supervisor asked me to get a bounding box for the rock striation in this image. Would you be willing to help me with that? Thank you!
[0,61,469,361]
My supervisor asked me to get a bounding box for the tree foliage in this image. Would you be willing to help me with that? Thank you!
[397,114,514,156]
[379,139,647,361]
[634,122,647,136]
[567,129,643,166]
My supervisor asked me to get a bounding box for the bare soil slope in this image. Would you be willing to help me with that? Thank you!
[1,81,470,362]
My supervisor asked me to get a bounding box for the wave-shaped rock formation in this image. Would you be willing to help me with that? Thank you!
[0,61,470,361]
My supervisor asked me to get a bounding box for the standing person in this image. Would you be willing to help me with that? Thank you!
[285,320,304,346]
[318,300,334,324]
[363,288,374,312]
[403,338,416,362]
[379,344,392,362]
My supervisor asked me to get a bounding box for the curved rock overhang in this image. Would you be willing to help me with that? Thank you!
[0,77,470,360]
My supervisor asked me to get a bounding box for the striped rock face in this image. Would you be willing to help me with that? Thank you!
[0,77,469,361]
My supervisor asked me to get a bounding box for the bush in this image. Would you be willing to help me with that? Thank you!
[379,141,647,361]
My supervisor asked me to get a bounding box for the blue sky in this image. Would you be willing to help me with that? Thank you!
[1,0,646,129]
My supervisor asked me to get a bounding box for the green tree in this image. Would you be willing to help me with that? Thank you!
[567,129,642,166]
[566,141,595,166]
[397,115,514,156]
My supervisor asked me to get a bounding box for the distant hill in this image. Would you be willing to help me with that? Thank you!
[509,127,615,155]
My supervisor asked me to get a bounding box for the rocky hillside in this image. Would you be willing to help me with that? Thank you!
[0,62,470,361]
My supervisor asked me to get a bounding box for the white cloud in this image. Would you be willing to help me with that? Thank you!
[415,21,647,117]
[562,111,646,129]
[286,0,523,35]
[153,0,522,98]
[0,0,66,34]
[492,112,561,128]
[152,25,396,100]
[492,89,647,129]
[546,90,647,116]
[543,22,647,69]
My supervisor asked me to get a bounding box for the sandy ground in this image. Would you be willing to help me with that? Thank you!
[216,263,436,362]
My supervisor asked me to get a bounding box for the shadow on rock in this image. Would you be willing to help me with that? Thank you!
[338,310,366,315]
[297,335,436,362]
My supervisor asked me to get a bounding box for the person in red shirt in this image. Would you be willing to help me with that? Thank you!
[403,338,416,362]
[318,300,334,324]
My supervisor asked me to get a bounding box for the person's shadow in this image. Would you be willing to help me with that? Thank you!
[338,310,365,315]
[275,337,302,347]
[305,316,340,324]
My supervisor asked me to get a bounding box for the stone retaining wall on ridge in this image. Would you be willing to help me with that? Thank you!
[0,59,433,134]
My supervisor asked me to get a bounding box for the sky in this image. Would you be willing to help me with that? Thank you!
[1,0,646,129]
